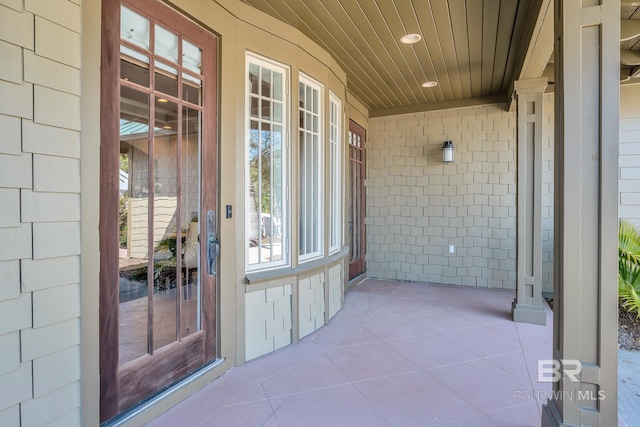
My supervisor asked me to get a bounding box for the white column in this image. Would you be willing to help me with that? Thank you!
[512,77,548,326]
[542,0,619,425]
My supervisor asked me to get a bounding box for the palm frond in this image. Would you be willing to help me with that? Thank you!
[619,220,640,318]
[619,273,640,318]
[619,220,640,266]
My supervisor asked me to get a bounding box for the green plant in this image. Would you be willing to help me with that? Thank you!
[155,236,177,259]
[119,196,128,248]
[154,236,178,289]
[619,220,640,317]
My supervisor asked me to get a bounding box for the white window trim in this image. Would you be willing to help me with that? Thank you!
[298,73,324,263]
[328,91,342,255]
[245,53,290,272]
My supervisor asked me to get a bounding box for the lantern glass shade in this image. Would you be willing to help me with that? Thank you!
[443,141,454,163]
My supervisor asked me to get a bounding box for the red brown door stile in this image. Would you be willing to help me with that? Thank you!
[348,121,366,279]
[99,0,218,421]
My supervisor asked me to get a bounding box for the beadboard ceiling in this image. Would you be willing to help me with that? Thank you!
[622,4,640,83]
[239,0,640,116]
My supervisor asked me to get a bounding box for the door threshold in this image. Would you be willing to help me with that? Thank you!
[103,358,226,427]
[348,273,367,290]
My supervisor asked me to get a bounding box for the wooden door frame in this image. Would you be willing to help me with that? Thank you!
[99,0,218,421]
[348,120,366,279]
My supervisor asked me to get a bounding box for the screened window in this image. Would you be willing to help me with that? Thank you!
[298,75,323,261]
[329,92,342,254]
[247,55,288,270]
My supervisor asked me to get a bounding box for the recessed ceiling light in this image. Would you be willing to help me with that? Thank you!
[400,34,422,44]
[422,81,438,88]
[157,98,169,103]
[163,125,172,130]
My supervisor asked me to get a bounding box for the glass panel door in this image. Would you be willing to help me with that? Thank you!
[348,120,366,279]
[100,0,217,421]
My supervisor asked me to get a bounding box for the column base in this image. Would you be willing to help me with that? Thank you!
[512,300,547,325]
[541,399,564,427]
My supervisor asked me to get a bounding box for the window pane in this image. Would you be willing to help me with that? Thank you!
[181,106,201,337]
[249,120,261,263]
[121,6,150,50]
[250,97,259,119]
[261,99,271,120]
[155,63,178,98]
[273,73,282,101]
[273,102,282,123]
[155,24,178,63]
[329,95,341,253]
[261,68,271,97]
[153,99,179,351]
[249,64,260,95]
[119,85,150,366]
[298,78,323,260]
[312,87,318,114]
[182,39,202,75]
[182,78,202,105]
[121,56,150,87]
[247,57,287,269]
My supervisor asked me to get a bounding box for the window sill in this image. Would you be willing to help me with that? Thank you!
[245,247,348,286]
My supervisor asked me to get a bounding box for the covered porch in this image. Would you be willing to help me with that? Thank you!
[148,279,556,426]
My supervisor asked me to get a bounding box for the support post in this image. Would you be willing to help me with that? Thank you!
[542,0,619,426]
[512,77,548,326]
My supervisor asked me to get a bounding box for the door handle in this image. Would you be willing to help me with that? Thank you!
[206,210,219,276]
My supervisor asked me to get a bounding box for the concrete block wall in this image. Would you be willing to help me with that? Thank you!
[245,284,293,360]
[298,272,325,338]
[367,101,555,290]
[620,84,640,228]
[0,1,82,426]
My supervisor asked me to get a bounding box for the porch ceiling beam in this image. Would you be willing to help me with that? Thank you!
[368,94,507,118]
[621,19,640,41]
[504,0,554,109]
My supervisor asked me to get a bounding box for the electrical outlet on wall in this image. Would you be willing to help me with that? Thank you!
[448,245,455,254]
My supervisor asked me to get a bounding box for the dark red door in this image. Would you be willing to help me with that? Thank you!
[348,120,366,279]
[99,0,218,420]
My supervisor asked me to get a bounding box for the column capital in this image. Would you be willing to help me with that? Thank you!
[514,77,548,95]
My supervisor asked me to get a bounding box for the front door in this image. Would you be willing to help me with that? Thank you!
[99,0,218,421]
[348,121,366,279]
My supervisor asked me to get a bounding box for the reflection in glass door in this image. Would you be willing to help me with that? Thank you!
[100,0,218,421]
[118,88,203,363]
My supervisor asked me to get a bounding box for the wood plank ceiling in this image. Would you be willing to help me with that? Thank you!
[621,4,640,82]
[240,0,640,115]
[239,0,532,115]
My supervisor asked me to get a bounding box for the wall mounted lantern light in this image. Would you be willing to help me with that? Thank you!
[442,140,455,164]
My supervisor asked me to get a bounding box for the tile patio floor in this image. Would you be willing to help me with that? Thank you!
[147,278,567,426]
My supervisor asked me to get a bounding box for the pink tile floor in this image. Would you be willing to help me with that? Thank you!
[148,278,558,426]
